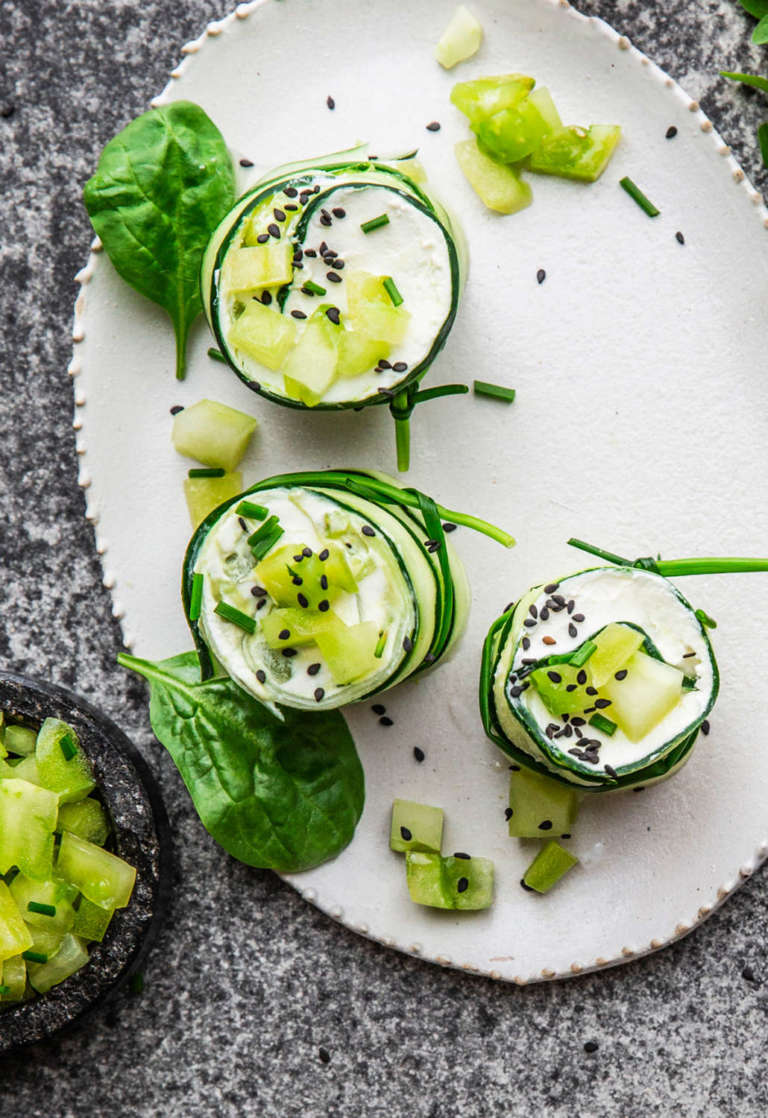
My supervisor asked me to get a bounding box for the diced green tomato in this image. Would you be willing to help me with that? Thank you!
[221,243,293,294]
[405,852,494,910]
[529,124,621,182]
[450,74,534,123]
[184,472,243,530]
[57,832,136,911]
[256,544,357,610]
[337,329,391,378]
[346,271,390,311]
[282,308,340,406]
[9,874,77,933]
[435,5,484,69]
[0,779,58,880]
[315,620,381,685]
[0,954,27,1001]
[8,754,42,785]
[472,98,551,163]
[172,398,258,472]
[260,607,343,649]
[508,766,580,838]
[0,882,33,961]
[227,300,297,370]
[522,840,579,894]
[346,301,410,347]
[4,724,37,756]
[27,923,65,961]
[587,623,644,688]
[529,662,590,717]
[390,799,444,854]
[323,544,359,594]
[527,87,563,133]
[72,897,114,943]
[406,851,451,907]
[56,798,111,847]
[601,651,684,742]
[323,509,353,539]
[27,934,89,995]
[255,545,305,605]
[454,139,533,214]
[35,718,95,804]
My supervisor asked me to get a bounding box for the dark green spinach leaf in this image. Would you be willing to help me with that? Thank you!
[83,101,235,380]
[118,651,365,872]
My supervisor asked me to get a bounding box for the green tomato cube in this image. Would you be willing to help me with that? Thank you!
[390,799,444,854]
[601,651,684,742]
[184,472,243,530]
[4,724,37,757]
[27,923,66,961]
[0,953,27,1002]
[227,299,297,370]
[435,4,483,69]
[529,662,590,717]
[72,897,114,943]
[0,778,58,879]
[172,398,258,472]
[522,840,579,894]
[454,139,532,214]
[347,302,410,347]
[221,243,294,294]
[0,882,33,962]
[337,329,391,378]
[588,623,644,688]
[529,124,621,182]
[57,832,136,911]
[405,851,451,908]
[35,718,96,804]
[450,74,534,123]
[472,98,552,164]
[27,933,89,995]
[9,874,77,933]
[315,620,381,685]
[56,797,111,847]
[444,854,494,911]
[527,87,563,133]
[282,308,340,406]
[508,766,580,838]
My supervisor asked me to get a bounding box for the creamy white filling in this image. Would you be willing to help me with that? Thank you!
[494,567,715,775]
[220,174,454,404]
[194,486,415,708]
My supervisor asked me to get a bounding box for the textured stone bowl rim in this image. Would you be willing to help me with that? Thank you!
[0,670,171,1053]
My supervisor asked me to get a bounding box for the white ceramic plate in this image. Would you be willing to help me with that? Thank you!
[71,0,768,983]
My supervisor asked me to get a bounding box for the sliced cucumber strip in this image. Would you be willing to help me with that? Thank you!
[454,139,533,214]
[522,840,579,894]
[172,398,258,472]
[405,851,494,910]
[390,799,444,853]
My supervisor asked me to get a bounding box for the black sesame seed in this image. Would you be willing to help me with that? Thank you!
[583,707,596,715]
[318,548,330,561]
[327,271,342,283]
[529,604,538,619]
[743,966,757,983]
[567,600,576,615]
[584,1041,599,1054]
[332,207,346,218]
[291,309,307,319]
[314,687,325,703]
[423,652,437,663]
[572,613,584,623]
[261,291,273,305]
[256,598,266,610]
[594,698,612,709]
[256,669,267,683]
[304,248,317,257]
[308,663,321,676]
[540,607,550,621]
[566,684,577,693]
[301,546,312,558]
[319,241,329,255]
[318,600,330,612]
[403,636,413,652]
[538,820,553,831]
[371,704,386,716]
[586,686,598,696]
[413,746,425,763]
[568,623,578,638]
[362,525,375,537]
[256,233,270,244]
[522,637,531,651]
[546,723,559,739]
[457,877,469,893]
[274,208,286,222]
[285,186,298,198]
[561,833,572,839]
[675,231,686,245]
[552,594,566,606]
[666,125,677,139]
[325,307,341,325]
[293,554,304,563]
[564,724,573,738]
[400,825,412,841]
[320,574,328,591]
[604,764,618,778]
[378,359,392,369]
[170,404,183,415]
[442,522,457,533]
[577,670,587,685]
[285,203,298,211]
[537,269,546,285]
[505,807,514,821]
[278,629,290,640]
[614,669,628,681]
[701,720,710,735]
[379,716,394,727]
[327,95,335,110]
[547,670,562,684]
[392,361,408,372]
[332,259,345,269]
[282,647,298,657]
[239,157,254,167]
[251,585,267,597]
[544,583,559,594]
[268,223,281,238]
[574,726,583,737]
[426,120,441,132]
[297,593,309,608]
[320,214,332,227]
[571,717,585,727]
[523,618,536,629]
[454,852,471,860]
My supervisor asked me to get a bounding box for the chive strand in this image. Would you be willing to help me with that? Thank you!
[59,734,77,761]
[213,601,257,634]
[189,572,204,622]
[588,712,617,736]
[236,500,269,521]
[27,901,57,917]
[0,985,10,996]
[188,467,226,479]
[383,276,403,307]
[374,631,387,659]
[360,214,390,233]
[569,538,768,577]
[619,176,660,217]
[569,639,597,668]
[473,380,516,403]
[302,280,327,296]
[22,950,48,964]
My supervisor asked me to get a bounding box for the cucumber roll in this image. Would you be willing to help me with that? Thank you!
[481,565,719,791]
[183,469,513,712]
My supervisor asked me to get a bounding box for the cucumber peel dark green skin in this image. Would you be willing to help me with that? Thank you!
[479,566,719,791]
[205,163,462,412]
[182,470,463,696]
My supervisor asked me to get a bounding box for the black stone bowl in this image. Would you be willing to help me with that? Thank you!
[0,670,171,1053]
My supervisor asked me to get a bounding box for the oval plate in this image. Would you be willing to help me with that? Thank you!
[71,0,768,983]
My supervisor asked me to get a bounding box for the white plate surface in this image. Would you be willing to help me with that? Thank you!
[72,0,768,982]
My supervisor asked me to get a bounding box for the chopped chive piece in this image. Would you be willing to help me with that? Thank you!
[383,277,403,307]
[588,713,617,736]
[214,601,257,634]
[695,608,717,630]
[207,347,227,364]
[129,972,144,995]
[22,950,48,964]
[59,734,78,761]
[0,985,10,996]
[473,380,516,403]
[374,631,387,658]
[188,467,226,478]
[189,572,204,622]
[302,280,327,296]
[236,500,269,521]
[250,526,284,563]
[569,639,597,668]
[619,176,660,217]
[27,901,57,917]
[360,213,390,234]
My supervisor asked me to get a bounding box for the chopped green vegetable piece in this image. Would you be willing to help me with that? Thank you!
[405,851,494,910]
[435,4,483,69]
[695,608,717,630]
[382,277,404,307]
[57,832,136,910]
[172,398,258,472]
[27,934,89,995]
[588,712,617,736]
[529,125,621,182]
[72,897,114,943]
[601,650,683,741]
[360,214,390,233]
[249,525,285,563]
[189,572,204,622]
[57,798,111,847]
[36,718,96,804]
[588,623,644,686]
[59,733,78,761]
[221,242,294,294]
[472,97,552,163]
[0,882,33,961]
[4,724,37,756]
[374,631,387,658]
[529,662,590,717]
[451,74,534,123]
[390,799,444,854]
[188,467,226,478]
[27,901,56,917]
[0,985,9,996]
[619,175,660,217]
[282,307,340,406]
[0,954,26,1002]
[508,766,580,838]
[214,601,257,634]
[10,874,76,932]
[207,346,227,364]
[23,950,48,965]
[522,840,579,894]
[473,380,516,403]
[454,139,532,214]
[302,280,327,297]
[228,299,297,369]
[0,779,58,879]
[236,500,269,520]
[569,639,596,668]
[184,472,243,529]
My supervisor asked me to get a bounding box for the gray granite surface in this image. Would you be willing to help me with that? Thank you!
[1,1,767,1114]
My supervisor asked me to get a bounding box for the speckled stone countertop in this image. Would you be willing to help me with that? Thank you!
[1,1,767,1115]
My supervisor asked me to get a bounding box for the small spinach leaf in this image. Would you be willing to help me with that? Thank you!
[118,651,365,872]
[739,0,768,18]
[720,70,768,94]
[83,101,235,380]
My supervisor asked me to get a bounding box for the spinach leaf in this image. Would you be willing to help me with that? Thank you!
[720,70,768,94]
[739,0,768,19]
[83,101,235,380]
[118,651,365,872]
